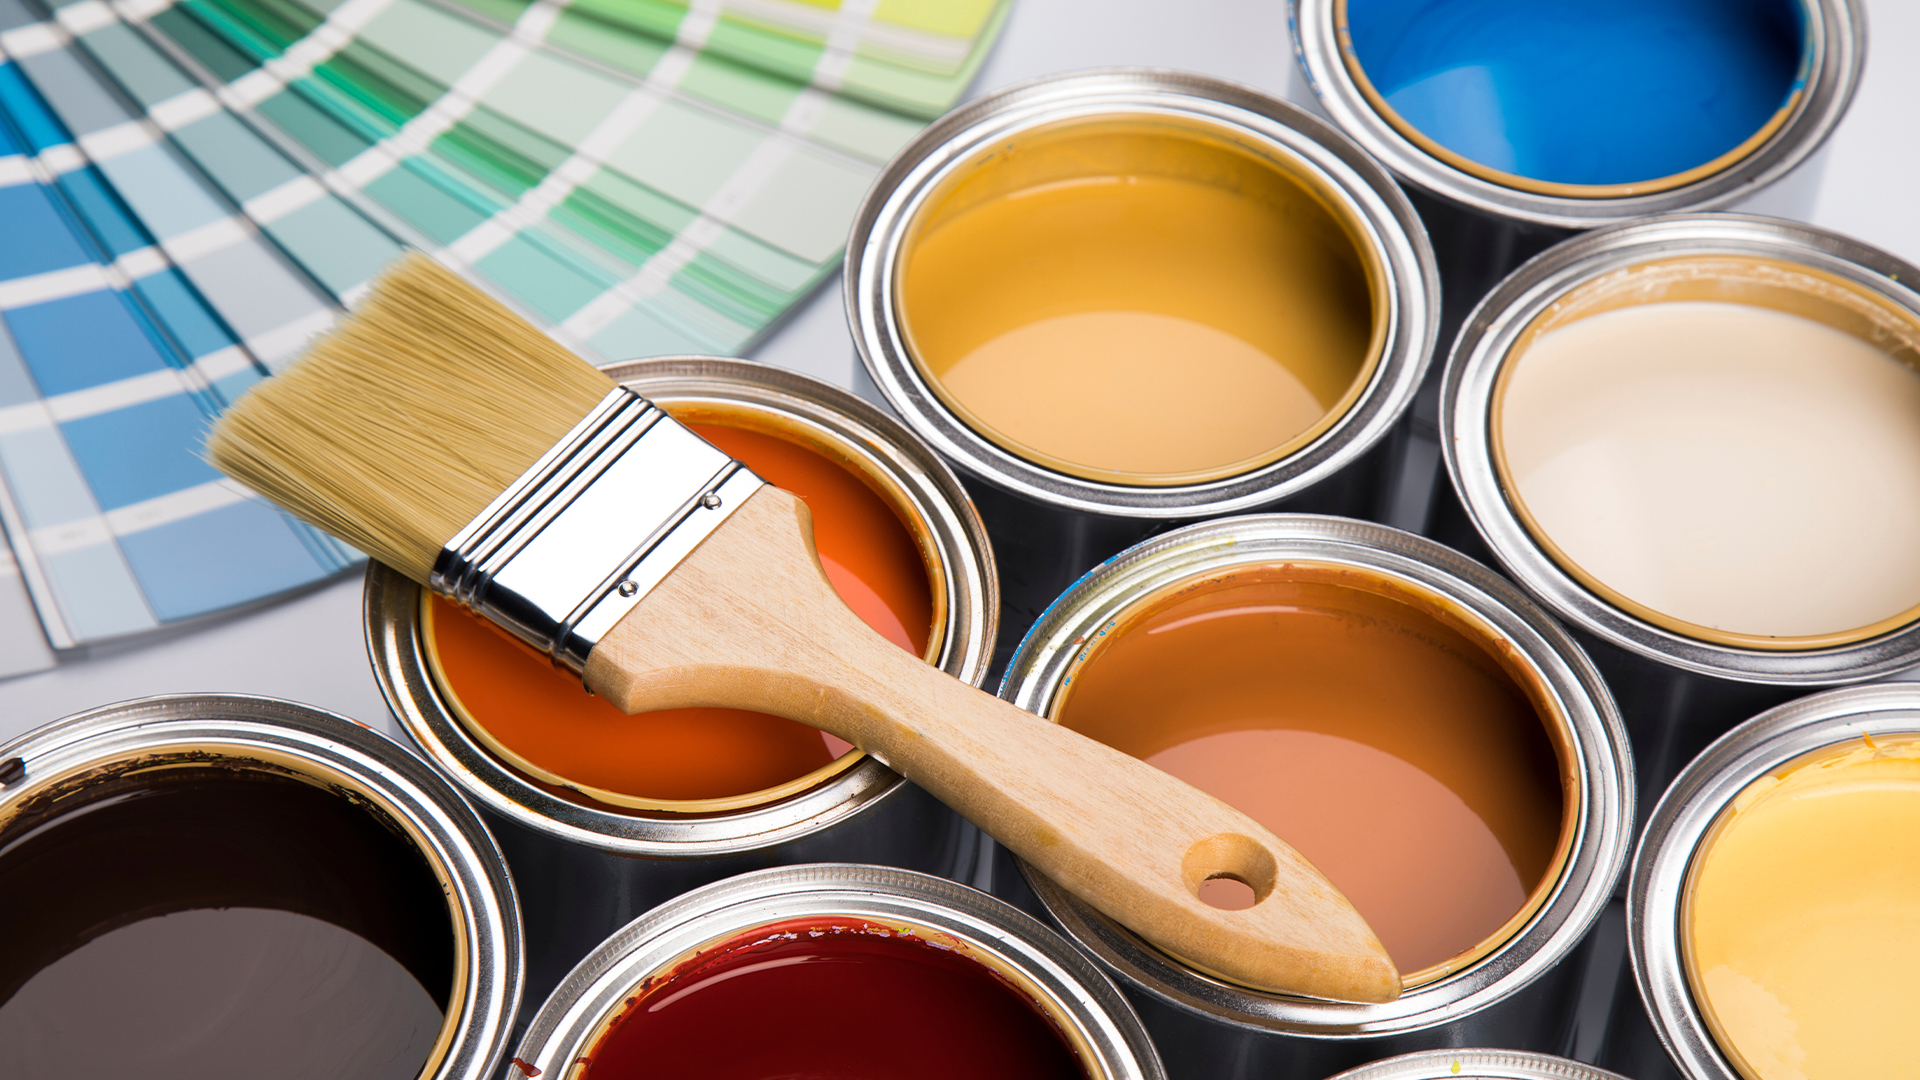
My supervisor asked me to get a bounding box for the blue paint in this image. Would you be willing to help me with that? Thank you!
[1346,0,1805,186]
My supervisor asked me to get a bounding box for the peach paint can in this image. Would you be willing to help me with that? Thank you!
[997,514,1631,1080]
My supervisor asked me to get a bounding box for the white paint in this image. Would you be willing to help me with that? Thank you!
[1500,300,1920,639]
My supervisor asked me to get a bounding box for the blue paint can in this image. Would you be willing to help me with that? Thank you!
[1295,0,1860,225]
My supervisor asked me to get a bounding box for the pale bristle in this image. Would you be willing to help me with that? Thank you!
[207,252,615,582]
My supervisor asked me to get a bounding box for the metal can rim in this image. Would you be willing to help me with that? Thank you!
[999,514,1632,1036]
[512,863,1166,1080]
[847,67,1438,518]
[1440,212,1920,683]
[1627,682,1920,1080]
[1326,1047,1631,1080]
[1290,0,1865,229]
[368,356,998,857]
[0,693,523,1080]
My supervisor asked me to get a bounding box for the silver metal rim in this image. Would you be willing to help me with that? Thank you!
[1327,1048,1631,1080]
[513,864,1165,1080]
[1441,212,1920,683]
[1000,514,1632,1035]
[1291,0,1864,229]
[847,68,1438,518]
[1628,683,1920,1080]
[368,356,998,858]
[0,694,523,1080]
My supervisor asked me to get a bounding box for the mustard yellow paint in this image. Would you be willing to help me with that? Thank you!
[1685,736,1920,1080]
[896,120,1380,485]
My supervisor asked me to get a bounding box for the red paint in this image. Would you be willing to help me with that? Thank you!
[509,1057,542,1076]
[581,919,1086,1080]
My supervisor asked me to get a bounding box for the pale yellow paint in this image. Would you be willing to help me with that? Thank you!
[1685,737,1920,1080]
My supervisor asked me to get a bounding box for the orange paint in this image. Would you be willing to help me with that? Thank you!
[427,417,933,806]
[1053,566,1565,981]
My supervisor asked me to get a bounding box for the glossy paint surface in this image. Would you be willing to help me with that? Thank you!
[0,766,450,1077]
[1053,567,1563,979]
[1500,300,1920,641]
[900,124,1373,483]
[584,919,1086,1080]
[428,418,931,805]
[1346,0,1803,185]
[1687,737,1920,1080]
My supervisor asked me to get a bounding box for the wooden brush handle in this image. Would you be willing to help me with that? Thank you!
[584,487,1399,1002]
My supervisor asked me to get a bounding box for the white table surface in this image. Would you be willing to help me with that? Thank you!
[3,0,1917,745]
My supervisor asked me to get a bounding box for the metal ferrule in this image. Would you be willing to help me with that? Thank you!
[430,386,764,674]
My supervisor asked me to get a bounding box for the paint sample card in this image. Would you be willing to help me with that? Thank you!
[0,0,1003,652]
[66,0,898,359]
[524,0,1013,118]
[0,39,354,649]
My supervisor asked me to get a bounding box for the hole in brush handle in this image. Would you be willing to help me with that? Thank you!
[1181,832,1279,907]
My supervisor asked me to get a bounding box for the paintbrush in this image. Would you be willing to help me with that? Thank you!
[208,253,1399,1003]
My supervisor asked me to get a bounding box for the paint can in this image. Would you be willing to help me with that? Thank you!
[847,69,1440,666]
[1620,684,1920,1080]
[1441,213,1920,824]
[367,356,998,1035]
[0,694,520,1079]
[1328,1048,1630,1080]
[510,864,1163,1080]
[997,514,1632,1080]
[1291,0,1864,538]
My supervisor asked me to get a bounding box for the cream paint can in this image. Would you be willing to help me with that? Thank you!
[1443,214,1920,825]
[995,515,1631,1080]
[366,357,997,1039]
[848,69,1439,668]
[1623,685,1920,1080]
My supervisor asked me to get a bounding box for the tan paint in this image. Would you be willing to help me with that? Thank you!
[897,119,1381,485]
[1685,736,1920,1080]
[1050,563,1573,985]
[1494,256,1920,648]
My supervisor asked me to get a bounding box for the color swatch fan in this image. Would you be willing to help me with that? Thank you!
[0,0,1006,657]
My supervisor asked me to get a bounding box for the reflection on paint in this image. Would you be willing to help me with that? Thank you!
[427,417,930,808]
[899,123,1375,484]
[1052,567,1563,981]
[1347,0,1804,186]
[1500,300,1920,641]
[1687,737,1920,1080]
